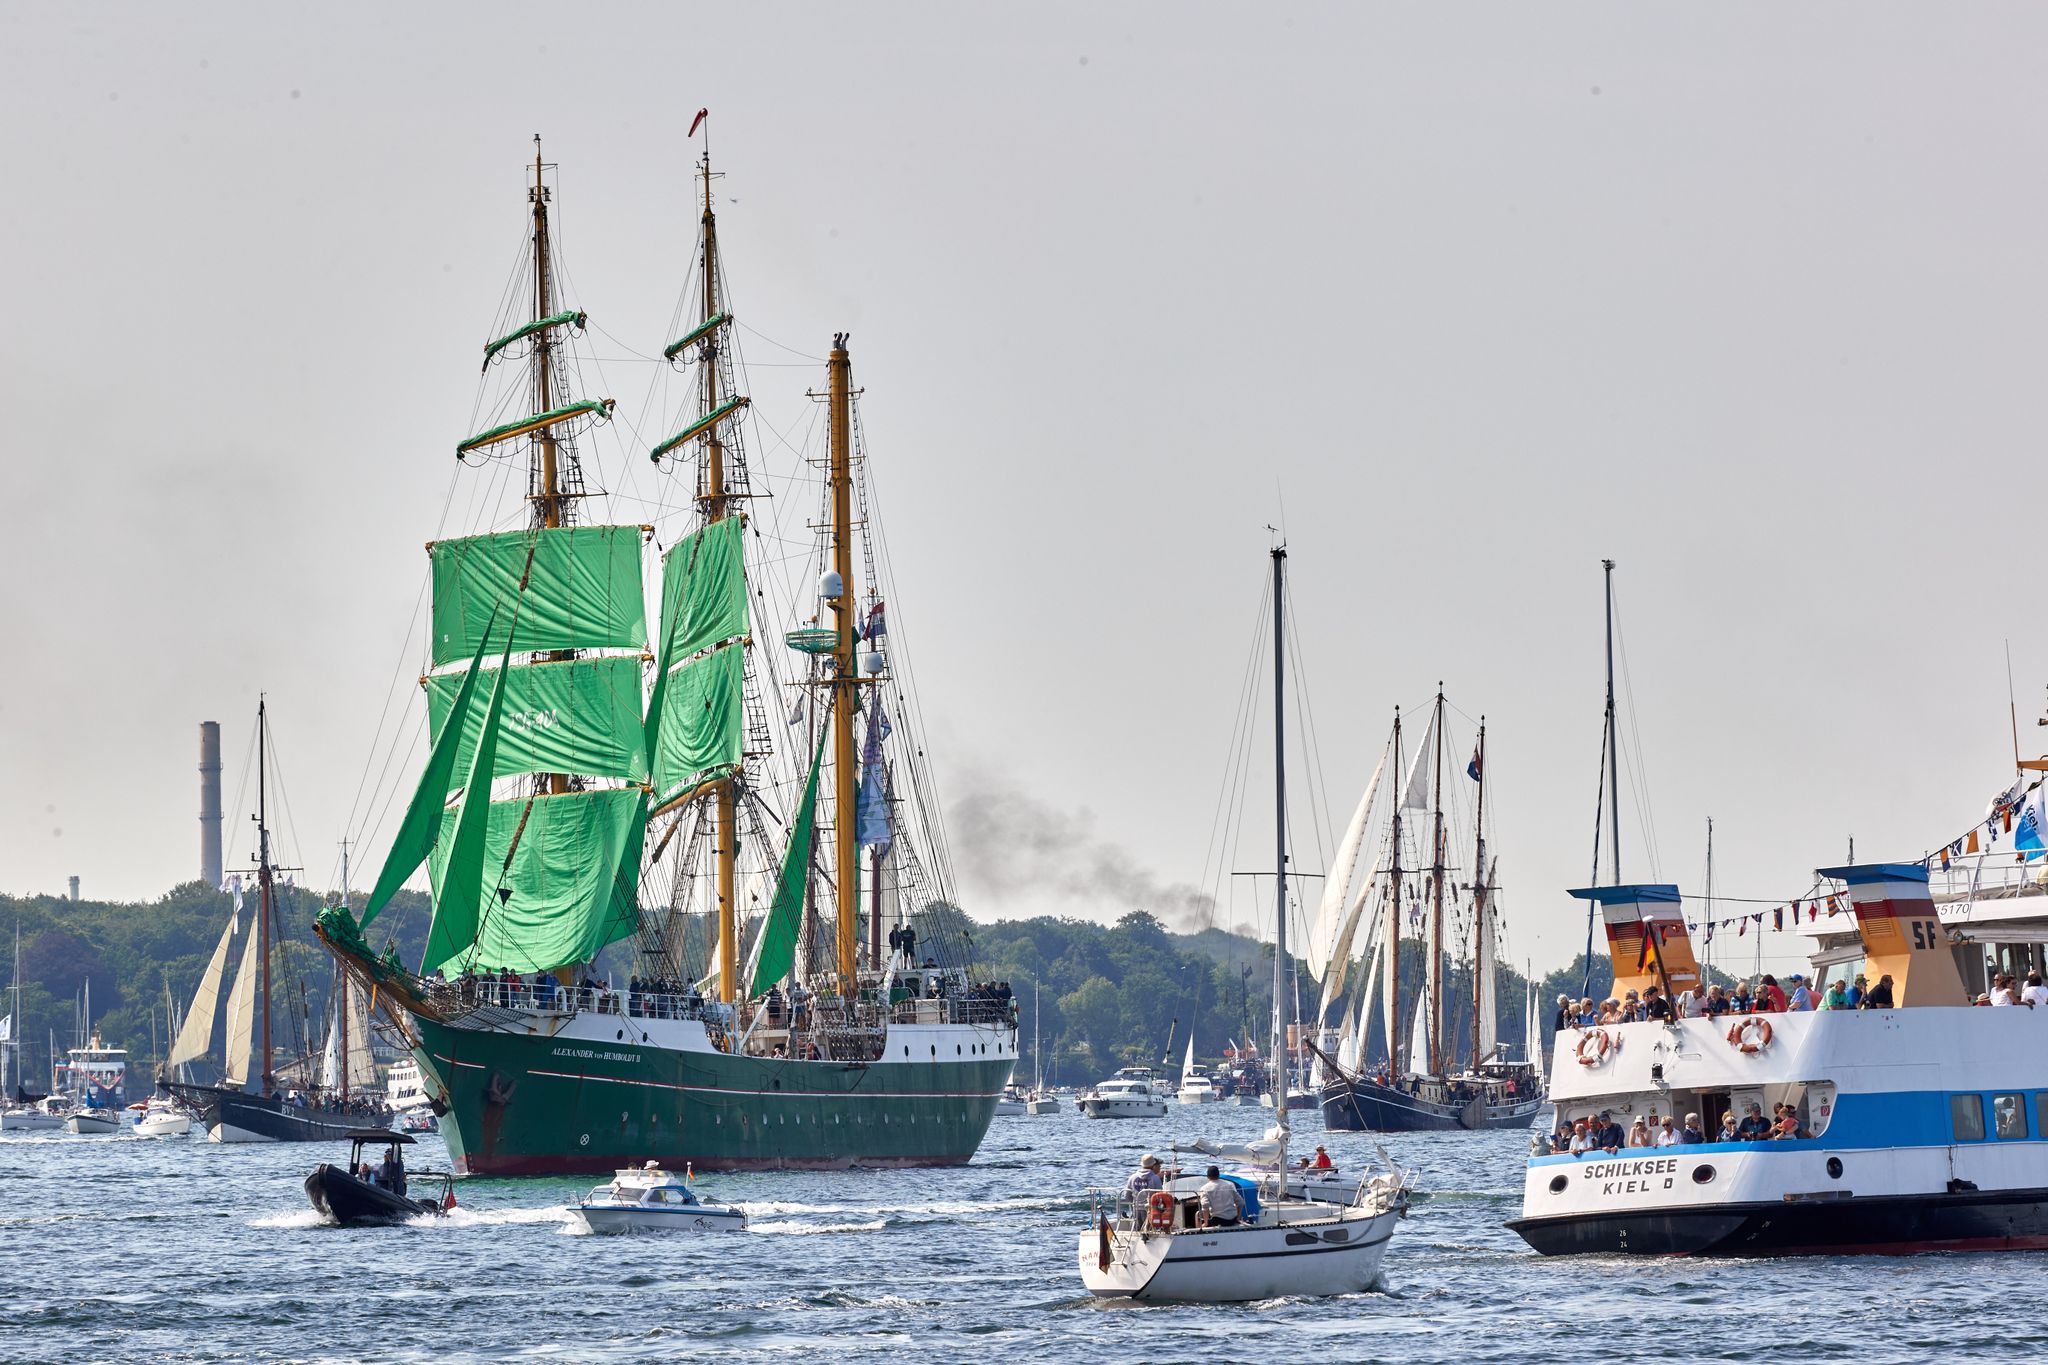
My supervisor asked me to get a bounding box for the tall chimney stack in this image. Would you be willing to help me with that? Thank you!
[68,876,79,902]
[199,721,223,887]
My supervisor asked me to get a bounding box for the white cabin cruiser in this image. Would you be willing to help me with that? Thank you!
[1026,1087,1062,1115]
[65,1104,121,1135]
[993,1084,1028,1117]
[1079,1068,1168,1119]
[129,1098,193,1137]
[570,1162,747,1235]
[1512,865,2048,1257]
[1,1097,69,1133]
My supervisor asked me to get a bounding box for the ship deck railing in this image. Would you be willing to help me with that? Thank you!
[419,974,1018,1037]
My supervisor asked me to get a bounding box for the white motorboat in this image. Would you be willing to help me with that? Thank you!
[1078,546,1409,1301]
[1026,1088,1062,1115]
[129,1098,193,1138]
[1079,1068,1168,1119]
[570,1162,747,1235]
[993,1084,1028,1117]
[1,1098,69,1133]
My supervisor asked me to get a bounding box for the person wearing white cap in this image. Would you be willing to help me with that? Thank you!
[1125,1153,1164,1199]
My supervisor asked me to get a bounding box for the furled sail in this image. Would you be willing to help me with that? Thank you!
[1338,905,1383,1071]
[1475,854,1499,1063]
[222,922,262,1088]
[1405,990,1430,1079]
[750,736,828,996]
[1305,744,1387,987]
[318,998,342,1090]
[428,527,646,666]
[347,984,377,1091]
[167,917,236,1068]
[426,654,649,784]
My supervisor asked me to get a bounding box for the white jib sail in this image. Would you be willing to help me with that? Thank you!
[1406,989,1430,1078]
[1340,914,1384,1072]
[167,916,236,1068]
[347,983,377,1091]
[1305,745,1388,989]
[221,919,262,1088]
[1400,708,1437,811]
[1183,1031,1197,1082]
[318,997,342,1090]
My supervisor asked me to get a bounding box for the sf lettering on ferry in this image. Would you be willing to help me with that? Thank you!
[1581,1156,1678,1196]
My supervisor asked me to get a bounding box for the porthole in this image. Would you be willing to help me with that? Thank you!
[1827,1157,1844,1180]
[1691,1165,1716,1185]
[1548,1175,1568,1194]
[957,1045,963,1055]
[904,1046,910,1057]
[616,1029,624,1040]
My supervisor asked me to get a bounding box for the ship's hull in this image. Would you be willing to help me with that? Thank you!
[415,1017,1014,1176]
[1508,1188,2048,1257]
[1320,1078,1542,1132]
[167,1085,386,1145]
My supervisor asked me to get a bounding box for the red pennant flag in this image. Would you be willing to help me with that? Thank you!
[688,108,709,138]
[1738,918,1748,937]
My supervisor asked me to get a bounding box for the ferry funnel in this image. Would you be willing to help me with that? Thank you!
[1568,883,1702,1001]
[1815,862,1967,1007]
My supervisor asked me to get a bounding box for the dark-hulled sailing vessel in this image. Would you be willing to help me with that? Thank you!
[316,126,1017,1175]
[1312,690,1543,1131]
[165,700,390,1141]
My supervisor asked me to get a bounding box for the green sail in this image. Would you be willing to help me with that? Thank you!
[752,734,828,996]
[426,655,648,784]
[430,527,646,667]
[423,788,645,975]
[658,517,748,663]
[421,627,518,971]
[652,646,743,796]
[359,607,498,929]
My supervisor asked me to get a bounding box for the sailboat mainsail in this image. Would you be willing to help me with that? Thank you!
[1405,993,1430,1079]
[220,917,261,1089]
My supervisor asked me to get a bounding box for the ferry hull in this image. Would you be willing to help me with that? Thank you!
[416,1019,1013,1176]
[1509,1188,2048,1257]
[1320,1079,1542,1132]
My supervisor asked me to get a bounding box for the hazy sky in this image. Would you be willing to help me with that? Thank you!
[5,4,2045,978]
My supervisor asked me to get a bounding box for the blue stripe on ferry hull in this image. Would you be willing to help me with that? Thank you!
[1509,1188,2048,1257]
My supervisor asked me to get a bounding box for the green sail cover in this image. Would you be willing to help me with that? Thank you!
[652,646,743,796]
[422,628,518,972]
[423,788,645,975]
[360,609,498,929]
[426,655,648,784]
[430,526,646,667]
[752,734,828,996]
[657,518,748,662]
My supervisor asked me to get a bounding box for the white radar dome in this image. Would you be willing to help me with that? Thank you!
[819,570,844,600]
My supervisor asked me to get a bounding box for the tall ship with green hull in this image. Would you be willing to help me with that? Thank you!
[318,123,1017,1175]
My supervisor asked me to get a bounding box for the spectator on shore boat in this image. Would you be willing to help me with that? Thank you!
[1677,989,1706,1019]
[1772,1112,1804,1140]
[1728,982,1753,1013]
[1819,980,1849,1010]
[1654,1116,1680,1147]
[1715,1113,1739,1142]
[1846,975,1866,1008]
[1569,1119,1594,1155]
[1626,1117,1653,1148]
[1787,975,1815,1011]
[1312,1145,1333,1169]
[1576,998,1600,1026]
[1198,1167,1243,1227]
[1550,1120,1574,1154]
[1679,1113,1705,1144]
[1991,974,2018,1006]
[1126,1154,1164,1198]
[1973,992,1992,1006]
[1643,987,1672,1022]
[1759,975,1788,1012]
[1595,1112,1625,1153]
[2025,972,2048,1009]
[1703,984,1730,1016]
[1736,1104,1772,1141]
[1860,974,1895,1009]
[1553,995,1574,1031]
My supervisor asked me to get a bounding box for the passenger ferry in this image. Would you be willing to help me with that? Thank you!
[1511,864,2048,1256]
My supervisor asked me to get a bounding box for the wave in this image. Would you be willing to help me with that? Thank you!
[747,1217,889,1235]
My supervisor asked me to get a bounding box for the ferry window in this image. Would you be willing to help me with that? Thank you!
[2037,1093,2048,1136]
[1993,1094,2028,1140]
[1951,1094,1986,1142]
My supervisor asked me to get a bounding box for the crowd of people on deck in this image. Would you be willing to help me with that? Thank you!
[1552,971,1907,1029]
[1546,1099,1810,1154]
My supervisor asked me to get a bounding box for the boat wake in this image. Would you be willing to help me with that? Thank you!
[747,1217,890,1236]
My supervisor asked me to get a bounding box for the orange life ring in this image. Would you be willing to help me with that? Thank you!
[1726,1017,1773,1054]
[1575,1029,1614,1067]
[1145,1189,1175,1231]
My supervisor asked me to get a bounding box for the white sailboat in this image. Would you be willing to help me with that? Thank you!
[1078,546,1407,1301]
[1026,978,1060,1114]
[0,927,63,1133]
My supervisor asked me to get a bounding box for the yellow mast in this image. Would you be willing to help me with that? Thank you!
[827,334,859,996]
[694,136,740,1005]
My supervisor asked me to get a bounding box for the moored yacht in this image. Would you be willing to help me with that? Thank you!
[1175,1036,1222,1104]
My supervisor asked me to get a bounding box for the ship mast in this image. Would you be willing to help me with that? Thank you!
[827,335,860,997]
[256,696,274,1092]
[1469,718,1487,1073]
[1383,711,1404,1075]
[684,127,741,1006]
[1427,686,1446,1078]
[1269,545,1291,1152]
[529,138,574,803]
[1602,559,1620,884]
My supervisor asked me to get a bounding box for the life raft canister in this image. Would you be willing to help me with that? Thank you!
[1575,1028,1615,1067]
[1145,1189,1175,1231]
[1726,1017,1773,1054]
